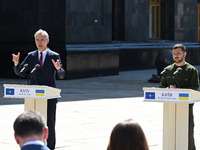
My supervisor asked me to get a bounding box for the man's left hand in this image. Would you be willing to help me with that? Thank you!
[52,59,61,71]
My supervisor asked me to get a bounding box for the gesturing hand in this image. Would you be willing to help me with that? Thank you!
[52,59,61,71]
[169,85,176,88]
[12,52,20,65]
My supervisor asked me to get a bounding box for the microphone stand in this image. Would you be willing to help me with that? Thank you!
[27,74,30,85]
[30,64,40,85]
[31,73,38,85]
[161,74,168,79]
[18,75,22,84]
[172,75,180,88]
[19,73,30,85]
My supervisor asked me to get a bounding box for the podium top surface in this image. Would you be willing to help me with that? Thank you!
[4,84,60,89]
[143,87,200,103]
[3,84,61,99]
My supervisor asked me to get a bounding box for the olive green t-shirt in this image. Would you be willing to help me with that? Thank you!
[159,63,199,90]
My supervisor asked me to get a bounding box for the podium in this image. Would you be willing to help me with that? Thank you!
[143,87,200,150]
[3,84,61,123]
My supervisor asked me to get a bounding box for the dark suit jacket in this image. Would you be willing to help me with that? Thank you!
[14,49,65,87]
[21,144,50,150]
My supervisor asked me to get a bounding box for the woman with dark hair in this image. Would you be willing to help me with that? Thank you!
[107,119,149,150]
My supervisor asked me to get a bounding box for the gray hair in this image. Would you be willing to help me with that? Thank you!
[34,29,49,39]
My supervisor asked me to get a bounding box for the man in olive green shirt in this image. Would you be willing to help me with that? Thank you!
[159,44,199,150]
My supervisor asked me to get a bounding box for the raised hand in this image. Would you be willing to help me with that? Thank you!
[12,52,20,65]
[51,59,61,71]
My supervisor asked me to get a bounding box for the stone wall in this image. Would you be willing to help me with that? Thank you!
[65,0,112,43]
[174,0,198,41]
[124,0,149,42]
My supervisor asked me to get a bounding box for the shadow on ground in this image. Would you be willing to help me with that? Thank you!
[0,69,159,105]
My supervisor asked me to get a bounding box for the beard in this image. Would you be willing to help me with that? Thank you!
[174,56,184,63]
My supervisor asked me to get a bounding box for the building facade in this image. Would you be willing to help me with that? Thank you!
[0,0,200,79]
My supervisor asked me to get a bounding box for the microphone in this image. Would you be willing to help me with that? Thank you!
[160,67,169,76]
[173,67,182,76]
[30,64,40,76]
[172,67,182,87]
[20,64,29,75]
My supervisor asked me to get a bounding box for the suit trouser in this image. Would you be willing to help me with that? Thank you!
[189,104,195,150]
[47,99,57,150]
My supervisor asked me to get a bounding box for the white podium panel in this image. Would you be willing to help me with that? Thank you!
[143,87,200,150]
[3,84,61,123]
[4,84,61,99]
[143,87,200,103]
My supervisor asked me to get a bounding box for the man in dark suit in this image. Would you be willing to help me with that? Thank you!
[14,110,50,150]
[12,29,65,150]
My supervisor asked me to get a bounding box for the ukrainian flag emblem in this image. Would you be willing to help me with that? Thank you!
[179,93,189,101]
[35,90,45,96]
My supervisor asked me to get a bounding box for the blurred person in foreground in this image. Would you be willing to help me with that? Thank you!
[107,119,149,150]
[13,110,50,150]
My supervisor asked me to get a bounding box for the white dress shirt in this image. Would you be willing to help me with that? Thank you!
[38,48,49,65]
[23,140,45,146]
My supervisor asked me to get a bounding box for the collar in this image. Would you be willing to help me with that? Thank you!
[174,62,187,68]
[23,141,44,146]
[38,48,49,56]
[38,48,49,61]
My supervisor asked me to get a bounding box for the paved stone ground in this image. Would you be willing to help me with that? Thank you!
[0,68,200,150]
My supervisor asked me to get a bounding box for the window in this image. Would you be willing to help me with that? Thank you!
[149,0,161,39]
